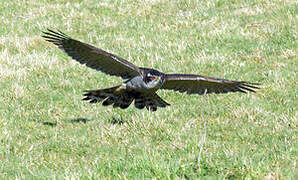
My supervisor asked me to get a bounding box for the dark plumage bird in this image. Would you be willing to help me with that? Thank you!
[42,29,259,111]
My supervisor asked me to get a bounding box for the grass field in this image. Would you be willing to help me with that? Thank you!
[0,0,297,179]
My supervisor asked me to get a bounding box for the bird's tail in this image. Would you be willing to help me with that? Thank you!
[134,93,170,111]
[82,85,134,109]
[83,86,170,111]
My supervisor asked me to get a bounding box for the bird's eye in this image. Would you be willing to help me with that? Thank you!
[151,76,156,81]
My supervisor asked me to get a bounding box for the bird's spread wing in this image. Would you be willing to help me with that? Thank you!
[161,74,259,94]
[42,29,141,79]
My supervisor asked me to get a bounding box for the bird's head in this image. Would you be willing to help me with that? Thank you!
[144,73,164,89]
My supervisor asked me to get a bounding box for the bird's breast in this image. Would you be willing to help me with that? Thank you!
[125,76,160,93]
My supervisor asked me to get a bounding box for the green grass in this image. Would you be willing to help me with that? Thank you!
[0,0,297,179]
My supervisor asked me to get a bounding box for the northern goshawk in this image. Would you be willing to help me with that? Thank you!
[42,29,259,111]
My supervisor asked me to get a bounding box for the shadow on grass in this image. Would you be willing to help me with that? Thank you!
[108,116,125,125]
[41,121,57,127]
[42,117,126,126]
[70,118,91,124]
[41,118,91,126]
[71,116,126,125]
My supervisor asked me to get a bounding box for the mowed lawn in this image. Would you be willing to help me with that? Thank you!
[0,0,296,179]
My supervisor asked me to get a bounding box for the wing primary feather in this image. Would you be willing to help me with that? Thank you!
[242,83,260,89]
[42,31,67,40]
[57,30,69,37]
[238,86,256,93]
[42,39,61,44]
[47,29,69,38]
[234,88,247,93]
[41,36,59,41]
[162,74,260,94]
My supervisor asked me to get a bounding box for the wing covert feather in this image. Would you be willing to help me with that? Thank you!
[162,74,259,95]
[42,29,140,79]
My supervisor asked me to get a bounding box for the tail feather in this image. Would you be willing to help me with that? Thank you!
[134,93,170,111]
[119,96,134,109]
[83,86,170,111]
[153,94,170,107]
[102,97,115,106]
[83,85,118,105]
[83,85,134,110]
[134,98,146,109]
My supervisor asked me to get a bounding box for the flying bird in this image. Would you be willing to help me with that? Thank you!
[42,29,259,111]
